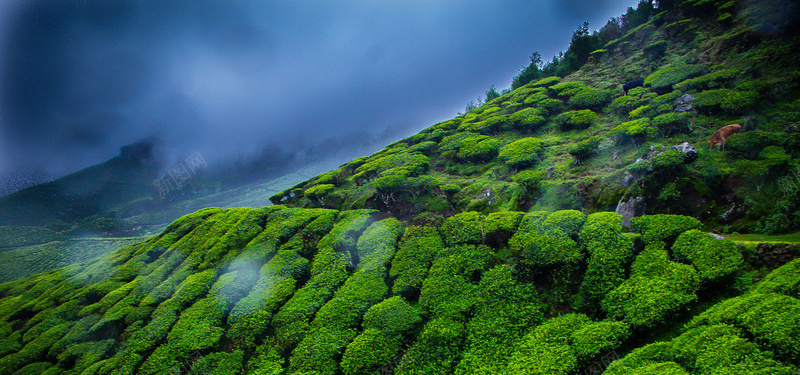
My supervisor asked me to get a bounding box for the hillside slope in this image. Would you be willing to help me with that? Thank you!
[2,1,800,374]
[273,0,800,235]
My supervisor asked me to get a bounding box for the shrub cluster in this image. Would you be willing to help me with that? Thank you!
[601,242,700,327]
[553,110,599,130]
[568,136,602,165]
[630,214,702,246]
[644,64,705,93]
[611,118,655,145]
[390,226,445,297]
[498,137,545,167]
[692,89,760,113]
[671,230,742,281]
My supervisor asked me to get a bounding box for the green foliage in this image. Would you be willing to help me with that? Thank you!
[630,214,702,245]
[511,170,546,198]
[440,212,484,246]
[611,118,655,145]
[390,226,444,297]
[542,210,586,238]
[419,244,494,318]
[568,136,601,165]
[352,152,429,183]
[341,296,421,375]
[651,112,691,137]
[396,317,465,375]
[674,69,738,91]
[0,226,65,248]
[507,108,546,131]
[553,110,598,130]
[456,138,501,162]
[530,76,561,88]
[671,230,742,281]
[644,64,705,93]
[724,131,783,159]
[693,89,760,113]
[605,324,796,374]
[578,212,633,313]
[505,314,594,375]
[498,137,545,167]
[568,87,613,110]
[602,242,700,327]
[643,40,668,61]
[751,258,800,298]
[571,321,630,359]
[688,292,800,361]
[509,230,582,269]
[455,264,543,375]
[549,81,587,97]
[483,211,524,247]
[650,149,688,179]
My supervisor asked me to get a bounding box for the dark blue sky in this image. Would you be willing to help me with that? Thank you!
[0,0,640,177]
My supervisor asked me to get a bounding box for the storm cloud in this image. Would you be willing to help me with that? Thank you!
[0,0,639,178]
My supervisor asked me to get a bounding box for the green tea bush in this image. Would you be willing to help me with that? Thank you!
[530,76,561,88]
[643,40,668,61]
[459,116,506,133]
[516,211,550,234]
[602,242,700,327]
[511,170,546,198]
[652,112,691,137]
[289,268,390,373]
[568,136,602,165]
[340,297,421,375]
[190,350,245,375]
[751,258,800,298]
[535,98,566,114]
[440,212,484,246]
[507,108,546,132]
[455,265,543,375]
[509,230,583,269]
[571,321,630,360]
[339,328,398,375]
[568,88,613,110]
[577,212,633,313]
[605,324,796,374]
[687,292,800,361]
[644,64,705,93]
[355,218,404,271]
[553,110,598,130]
[498,137,545,167]
[483,211,524,247]
[549,81,587,98]
[390,226,445,297]
[630,214,702,245]
[693,89,760,113]
[419,244,494,318]
[352,152,429,183]
[395,317,466,375]
[456,138,501,162]
[724,131,783,159]
[542,210,586,238]
[674,69,738,91]
[651,150,688,180]
[628,104,651,119]
[671,230,742,281]
[438,132,484,152]
[611,118,655,145]
[505,314,591,375]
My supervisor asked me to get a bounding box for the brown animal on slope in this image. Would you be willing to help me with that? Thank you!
[708,124,742,150]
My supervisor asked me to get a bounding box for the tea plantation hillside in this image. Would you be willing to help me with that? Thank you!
[273,0,800,235]
[3,0,800,374]
[0,206,798,374]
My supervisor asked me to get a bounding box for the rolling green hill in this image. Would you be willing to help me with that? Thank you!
[1,1,800,374]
